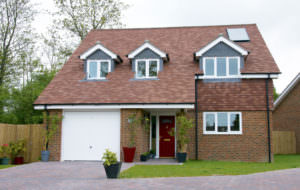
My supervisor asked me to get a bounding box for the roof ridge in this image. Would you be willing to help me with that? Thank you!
[91,23,257,32]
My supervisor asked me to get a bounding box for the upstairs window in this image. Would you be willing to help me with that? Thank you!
[203,57,240,78]
[136,59,159,79]
[87,60,111,79]
[203,112,242,134]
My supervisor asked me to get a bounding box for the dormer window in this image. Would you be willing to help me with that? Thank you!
[203,57,240,77]
[136,59,159,78]
[87,60,111,79]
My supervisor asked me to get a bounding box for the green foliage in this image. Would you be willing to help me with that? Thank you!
[43,114,62,151]
[127,113,150,147]
[142,152,150,156]
[121,155,300,178]
[170,114,194,152]
[0,144,12,158]
[274,88,279,101]
[102,149,118,166]
[9,139,26,157]
[0,69,56,124]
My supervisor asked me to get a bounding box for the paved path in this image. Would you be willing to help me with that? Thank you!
[0,162,299,190]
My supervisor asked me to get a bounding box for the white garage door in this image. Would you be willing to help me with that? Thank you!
[61,110,120,161]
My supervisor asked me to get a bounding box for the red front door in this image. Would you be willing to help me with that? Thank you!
[159,116,175,157]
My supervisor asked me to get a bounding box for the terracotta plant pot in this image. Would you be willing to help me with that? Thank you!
[14,157,24,165]
[123,147,136,162]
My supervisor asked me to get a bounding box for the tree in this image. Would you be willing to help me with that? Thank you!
[0,0,36,86]
[274,88,279,101]
[53,0,128,40]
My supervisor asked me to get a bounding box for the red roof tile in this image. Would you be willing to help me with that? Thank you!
[35,24,280,105]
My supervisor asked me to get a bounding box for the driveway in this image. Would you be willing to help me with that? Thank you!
[0,162,299,190]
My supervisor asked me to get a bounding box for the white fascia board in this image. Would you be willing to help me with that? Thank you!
[128,42,167,59]
[195,36,248,57]
[274,73,300,108]
[195,73,279,79]
[34,104,194,110]
[80,44,117,59]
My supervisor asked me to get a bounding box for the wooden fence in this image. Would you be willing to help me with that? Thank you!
[0,123,45,163]
[272,131,296,154]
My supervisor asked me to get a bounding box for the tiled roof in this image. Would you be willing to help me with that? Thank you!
[35,24,280,105]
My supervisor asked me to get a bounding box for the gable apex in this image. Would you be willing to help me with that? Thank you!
[80,42,119,61]
[195,35,249,57]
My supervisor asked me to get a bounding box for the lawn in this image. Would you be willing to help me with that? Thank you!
[0,165,15,170]
[120,155,300,178]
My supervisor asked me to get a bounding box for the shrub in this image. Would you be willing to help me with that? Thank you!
[102,149,118,166]
[10,139,26,157]
[0,144,12,158]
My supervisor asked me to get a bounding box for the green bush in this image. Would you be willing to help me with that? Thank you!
[102,149,118,166]
[10,139,26,157]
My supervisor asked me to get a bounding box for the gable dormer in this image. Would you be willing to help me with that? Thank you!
[128,40,169,79]
[195,35,248,78]
[80,41,122,80]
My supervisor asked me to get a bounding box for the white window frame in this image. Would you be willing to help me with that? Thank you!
[135,59,159,79]
[203,112,242,135]
[203,57,241,78]
[87,59,111,80]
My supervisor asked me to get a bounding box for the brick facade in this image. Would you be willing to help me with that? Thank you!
[47,110,63,161]
[273,81,300,153]
[120,109,150,161]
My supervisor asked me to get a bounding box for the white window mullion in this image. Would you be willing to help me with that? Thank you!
[146,60,149,78]
[228,112,231,133]
[215,113,217,133]
[214,57,217,77]
[97,61,100,79]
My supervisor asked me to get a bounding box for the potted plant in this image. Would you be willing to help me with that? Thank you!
[10,139,26,164]
[123,113,149,162]
[140,152,149,162]
[0,144,11,165]
[41,114,62,162]
[102,149,122,179]
[149,149,156,159]
[170,113,194,163]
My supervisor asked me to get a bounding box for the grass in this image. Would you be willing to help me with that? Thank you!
[120,155,300,178]
[0,165,15,170]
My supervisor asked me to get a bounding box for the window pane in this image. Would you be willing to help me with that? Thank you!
[205,114,215,131]
[137,61,146,77]
[100,61,109,78]
[217,57,226,76]
[229,58,238,75]
[230,113,240,131]
[149,60,158,77]
[88,61,97,78]
[205,58,214,76]
[217,113,228,132]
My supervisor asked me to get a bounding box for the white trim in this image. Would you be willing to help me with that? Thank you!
[34,104,195,110]
[274,73,300,108]
[203,56,241,78]
[203,112,242,135]
[135,59,159,79]
[128,41,167,59]
[80,44,117,60]
[195,73,279,80]
[87,59,111,79]
[195,36,248,57]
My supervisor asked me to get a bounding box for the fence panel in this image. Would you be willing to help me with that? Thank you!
[273,131,296,154]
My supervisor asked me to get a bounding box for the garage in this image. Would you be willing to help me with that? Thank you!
[61,110,120,161]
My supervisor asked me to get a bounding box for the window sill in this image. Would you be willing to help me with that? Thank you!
[80,79,108,82]
[130,78,159,81]
[203,132,242,135]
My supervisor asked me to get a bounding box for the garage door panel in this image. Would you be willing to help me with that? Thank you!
[61,110,120,161]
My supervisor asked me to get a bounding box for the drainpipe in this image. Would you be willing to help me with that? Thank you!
[265,74,271,163]
[44,105,49,150]
[195,74,199,160]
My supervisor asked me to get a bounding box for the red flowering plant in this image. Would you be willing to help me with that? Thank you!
[0,144,12,158]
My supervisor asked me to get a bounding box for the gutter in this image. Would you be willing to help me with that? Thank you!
[194,74,199,160]
[265,74,272,163]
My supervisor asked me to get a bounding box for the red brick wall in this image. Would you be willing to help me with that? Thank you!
[197,79,273,111]
[120,109,149,161]
[273,82,300,153]
[47,110,63,161]
[196,111,272,162]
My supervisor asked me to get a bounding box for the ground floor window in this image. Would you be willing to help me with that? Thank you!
[203,112,242,134]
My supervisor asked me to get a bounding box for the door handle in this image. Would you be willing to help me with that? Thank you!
[164,138,170,142]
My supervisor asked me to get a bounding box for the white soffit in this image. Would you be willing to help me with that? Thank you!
[80,42,117,60]
[195,36,248,57]
[128,40,167,59]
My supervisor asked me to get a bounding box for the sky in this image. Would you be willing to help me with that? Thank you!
[33,0,300,93]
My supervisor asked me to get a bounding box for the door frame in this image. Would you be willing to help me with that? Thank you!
[149,111,176,158]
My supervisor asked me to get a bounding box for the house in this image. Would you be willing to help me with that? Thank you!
[34,24,280,162]
[273,73,300,153]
